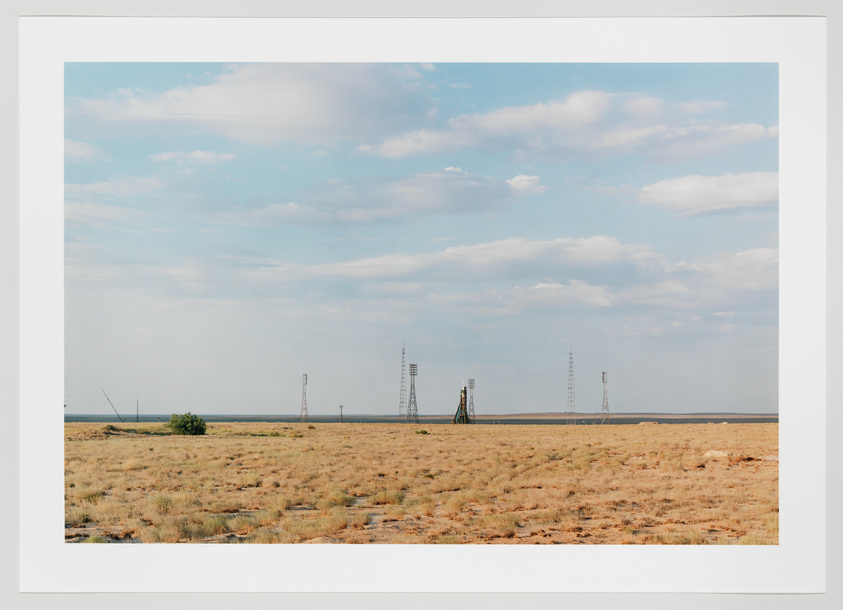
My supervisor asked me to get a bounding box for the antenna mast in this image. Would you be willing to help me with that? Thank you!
[398,341,407,422]
[101,389,125,423]
[567,347,576,425]
[299,374,309,423]
[599,371,610,424]
[406,364,419,424]
[467,378,475,420]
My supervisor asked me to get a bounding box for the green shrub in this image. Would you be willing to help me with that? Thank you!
[169,412,207,436]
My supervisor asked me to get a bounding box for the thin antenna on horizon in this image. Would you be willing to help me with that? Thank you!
[101,389,125,423]
[399,340,407,422]
[300,374,309,423]
[407,364,419,424]
[567,346,576,425]
[599,371,610,424]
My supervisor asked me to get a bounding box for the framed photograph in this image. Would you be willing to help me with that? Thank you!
[18,15,825,595]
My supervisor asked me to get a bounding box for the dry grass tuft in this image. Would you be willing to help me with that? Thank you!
[368,490,406,506]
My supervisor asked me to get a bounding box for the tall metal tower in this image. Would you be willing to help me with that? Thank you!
[467,378,475,420]
[406,363,419,424]
[566,347,576,425]
[599,371,610,424]
[299,373,309,423]
[398,342,407,422]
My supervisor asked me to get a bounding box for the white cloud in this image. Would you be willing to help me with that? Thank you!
[366,129,474,158]
[65,139,110,163]
[623,96,664,118]
[64,176,167,229]
[679,100,729,114]
[65,175,164,201]
[591,125,667,150]
[658,123,775,158]
[510,280,617,308]
[309,236,659,282]
[368,90,612,158]
[69,64,435,146]
[363,89,774,160]
[65,201,144,227]
[216,202,308,224]
[684,247,778,292]
[217,170,523,225]
[506,174,547,195]
[638,172,778,215]
[289,239,775,318]
[149,150,235,164]
[454,90,611,134]
[617,248,778,310]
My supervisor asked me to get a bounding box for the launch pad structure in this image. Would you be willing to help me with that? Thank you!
[453,383,472,424]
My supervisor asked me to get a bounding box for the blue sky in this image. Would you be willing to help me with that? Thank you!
[64,62,778,416]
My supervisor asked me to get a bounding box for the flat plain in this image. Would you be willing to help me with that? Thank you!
[64,421,778,544]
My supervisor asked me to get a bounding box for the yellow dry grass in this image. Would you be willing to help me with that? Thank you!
[64,421,778,544]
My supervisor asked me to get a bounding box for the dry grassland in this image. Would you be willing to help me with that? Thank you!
[64,421,778,544]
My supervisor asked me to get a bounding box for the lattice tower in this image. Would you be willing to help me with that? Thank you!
[398,342,407,421]
[299,373,309,423]
[567,347,576,425]
[599,371,610,424]
[407,363,419,424]
[467,378,475,420]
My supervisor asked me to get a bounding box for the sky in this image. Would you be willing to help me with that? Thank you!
[63,62,778,417]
